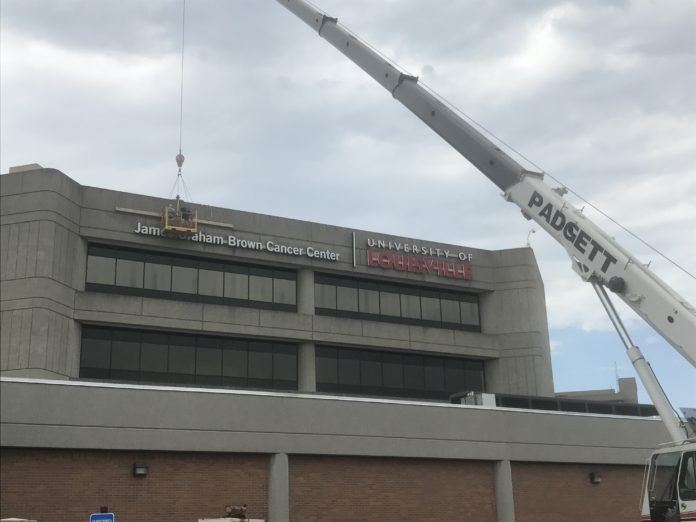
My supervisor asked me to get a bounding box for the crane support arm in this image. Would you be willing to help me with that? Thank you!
[276,0,696,368]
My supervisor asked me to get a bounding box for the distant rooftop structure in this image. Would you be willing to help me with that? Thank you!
[7,163,43,173]
[556,377,638,404]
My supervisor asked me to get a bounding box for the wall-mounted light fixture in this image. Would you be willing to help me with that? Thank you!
[132,462,149,477]
[589,472,602,485]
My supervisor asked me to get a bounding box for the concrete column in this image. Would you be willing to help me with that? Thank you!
[268,453,289,522]
[495,460,516,522]
[296,269,316,393]
[298,341,316,392]
[296,268,314,315]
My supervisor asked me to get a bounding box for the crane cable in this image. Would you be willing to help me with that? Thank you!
[169,0,193,202]
[178,0,185,159]
[422,82,696,281]
[327,9,695,281]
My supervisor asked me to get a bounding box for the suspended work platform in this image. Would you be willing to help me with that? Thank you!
[162,194,197,237]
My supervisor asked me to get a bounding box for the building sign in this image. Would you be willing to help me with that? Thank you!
[90,513,115,522]
[367,251,472,279]
[134,222,340,261]
[366,237,473,261]
[365,237,473,280]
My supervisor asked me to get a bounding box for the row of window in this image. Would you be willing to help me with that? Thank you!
[85,245,482,333]
[493,395,659,416]
[79,326,486,401]
[316,345,484,401]
[315,274,480,331]
[79,326,667,416]
[85,245,297,311]
[80,326,297,390]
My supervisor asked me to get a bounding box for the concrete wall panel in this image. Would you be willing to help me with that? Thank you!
[2,223,20,280]
[27,307,49,369]
[312,315,362,337]
[1,192,81,227]
[1,380,671,466]
[0,222,9,280]
[2,278,77,308]
[0,313,10,370]
[2,168,83,201]
[202,303,261,326]
[0,309,77,378]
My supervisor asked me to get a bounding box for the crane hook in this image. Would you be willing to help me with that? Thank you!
[176,152,185,174]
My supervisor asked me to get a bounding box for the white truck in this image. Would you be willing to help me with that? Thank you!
[275,1,696,520]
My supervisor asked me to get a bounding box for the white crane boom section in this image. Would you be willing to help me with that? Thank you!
[276,0,696,371]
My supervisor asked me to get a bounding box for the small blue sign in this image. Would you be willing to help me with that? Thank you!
[90,513,115,522]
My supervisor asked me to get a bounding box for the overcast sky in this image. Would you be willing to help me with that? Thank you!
[2,0,694,408]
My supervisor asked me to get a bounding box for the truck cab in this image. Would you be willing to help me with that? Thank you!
[642,441,696,521]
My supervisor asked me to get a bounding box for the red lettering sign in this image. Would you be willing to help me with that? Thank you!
[366,251,472,280]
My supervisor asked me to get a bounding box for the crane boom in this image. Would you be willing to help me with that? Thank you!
[276,0,696,372]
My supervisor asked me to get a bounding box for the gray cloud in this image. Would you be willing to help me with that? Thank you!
[2,0,694,402]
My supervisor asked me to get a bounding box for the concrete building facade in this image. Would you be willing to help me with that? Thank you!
[1,166,669,522]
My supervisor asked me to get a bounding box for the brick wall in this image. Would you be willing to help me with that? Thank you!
[512,461,644,522]
[1,449,647,521]
[289,455,496,522]
[0,448,268,522]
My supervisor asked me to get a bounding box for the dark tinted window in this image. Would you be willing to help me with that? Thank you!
[196,337,222,384]
[530,398,558,411]
[140,332,168,381]
[424,358,445,392]
[316,345,484,401]
[81,328,111,369]
[222,340,248,386]
[169,335,196,383]
[465,361,485,392]
[679,452,696,501]
[314,274,480,331]
[494,393,659,418]
[444,359,465,393]
[382,353,404,390]
[85,244,296,312]
[338,350,361,386]
[587,403,613,414]
[360,352,382,388]
[614,404,640,416]
[110,330,140,380]
[273,343,297,384]
[316,346,338,385]
[559,401,587,413]
[79,326,296,391]
[403,355,425,392]
[248,342,273,387]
